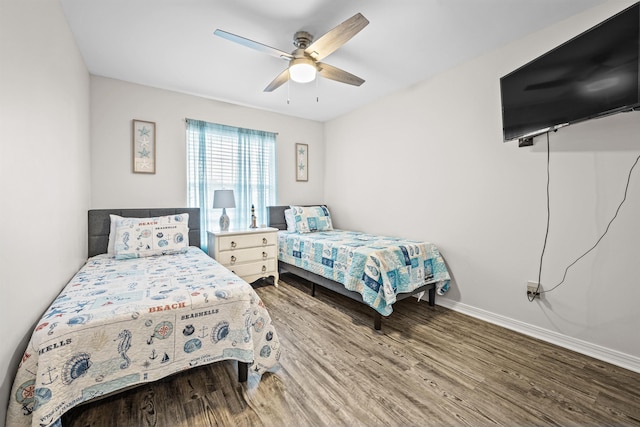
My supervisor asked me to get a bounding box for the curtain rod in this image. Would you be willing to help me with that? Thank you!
[184,117,279,135]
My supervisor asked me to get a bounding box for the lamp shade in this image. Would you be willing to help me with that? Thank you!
[289,57,316,83]
[212,189,235,209]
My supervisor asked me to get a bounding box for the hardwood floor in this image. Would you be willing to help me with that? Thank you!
[63,273,640,426]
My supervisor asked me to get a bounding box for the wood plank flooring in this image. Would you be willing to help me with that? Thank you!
[63,273,640,426]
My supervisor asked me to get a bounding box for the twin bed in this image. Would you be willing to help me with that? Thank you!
[7,208,281,427]
[267,205,451,330]
[8,205,450,427]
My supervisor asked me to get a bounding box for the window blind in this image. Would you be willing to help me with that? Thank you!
[186,119,277,250]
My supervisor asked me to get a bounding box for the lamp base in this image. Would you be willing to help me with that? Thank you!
[219,208,230,231]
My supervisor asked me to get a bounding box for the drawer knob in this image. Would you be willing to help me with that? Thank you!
[261,265,267,273]
[262,237,268,245]
[262,251,268,259]
[230,255,236,264]
[230,241,237,249]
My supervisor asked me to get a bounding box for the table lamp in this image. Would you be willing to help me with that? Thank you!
[212,189,235,231]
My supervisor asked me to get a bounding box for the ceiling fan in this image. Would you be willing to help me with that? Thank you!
[214,13,369,92]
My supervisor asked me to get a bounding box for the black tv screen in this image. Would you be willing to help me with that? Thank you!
[500,2,640,142]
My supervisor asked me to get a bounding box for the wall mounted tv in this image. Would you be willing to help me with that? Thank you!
[500,2,640,143]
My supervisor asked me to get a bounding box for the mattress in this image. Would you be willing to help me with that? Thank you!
[7,247,280,427]
[278,229,450,315]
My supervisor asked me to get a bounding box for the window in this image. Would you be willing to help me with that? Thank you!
[186,119,277,249]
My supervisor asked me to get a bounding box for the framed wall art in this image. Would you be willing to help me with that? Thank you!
[296,143,308,182]
[132,119,156,174]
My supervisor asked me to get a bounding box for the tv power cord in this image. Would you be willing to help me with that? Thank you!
[529,132,640,302]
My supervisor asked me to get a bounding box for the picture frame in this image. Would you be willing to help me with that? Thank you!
[296,143,308,182]
[132,119,156,174]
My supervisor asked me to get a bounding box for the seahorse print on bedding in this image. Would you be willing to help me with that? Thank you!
[116,329,132,369]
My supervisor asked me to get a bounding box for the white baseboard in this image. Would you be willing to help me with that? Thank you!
[436,298,640,374]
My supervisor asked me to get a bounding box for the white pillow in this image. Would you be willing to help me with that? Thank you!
[284,208,296,232]
[289,205,333,233]
[113,213,189,259]
[107,214,122,256]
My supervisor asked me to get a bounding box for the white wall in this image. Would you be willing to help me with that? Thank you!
[325,0,640,371]
[90,76,325,210]
[0,0,91,421]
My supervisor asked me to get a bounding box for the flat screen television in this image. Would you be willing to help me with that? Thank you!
[500,2,640,143]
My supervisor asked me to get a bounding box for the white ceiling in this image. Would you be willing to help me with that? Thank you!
[60,0,605,122]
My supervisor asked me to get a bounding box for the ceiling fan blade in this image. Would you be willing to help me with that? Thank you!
[305,13,369,61]
[214,29,293,60]
[264,68,291,92]
[317,62,364,86]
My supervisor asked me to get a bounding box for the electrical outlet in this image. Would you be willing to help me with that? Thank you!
[527,281,541,299]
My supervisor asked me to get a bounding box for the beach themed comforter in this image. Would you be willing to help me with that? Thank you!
[278,230,450,316]
[7,247,280,427]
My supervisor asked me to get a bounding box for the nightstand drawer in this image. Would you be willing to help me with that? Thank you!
[227,259,276,278]
[217,233,276,251]
[217,246,276,265]
[208,228,279,287]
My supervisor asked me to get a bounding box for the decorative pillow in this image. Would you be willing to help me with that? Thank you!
[289,205,333,233]
[113,213,190,259]
[284,208,296,232]
[107,214,122,256]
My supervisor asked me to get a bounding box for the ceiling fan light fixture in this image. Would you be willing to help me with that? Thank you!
[289,57,316,83]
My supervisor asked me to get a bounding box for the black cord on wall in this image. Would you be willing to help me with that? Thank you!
[530,134,551,302]
[530,133,640,301]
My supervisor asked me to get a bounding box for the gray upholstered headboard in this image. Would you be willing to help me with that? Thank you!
[267,205,327,230]
[267,206,289,230]
[88,208,201,258]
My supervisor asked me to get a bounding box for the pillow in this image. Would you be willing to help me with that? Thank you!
[107,214,122,256]
[289,205,333,233]
[113,213,190,259]
[284,208,296,232]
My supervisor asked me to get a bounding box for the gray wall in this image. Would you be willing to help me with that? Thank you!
[0,0,91,421]
[324,0,640,371]
[90,76,325,210]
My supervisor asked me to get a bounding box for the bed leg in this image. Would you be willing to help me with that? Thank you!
[374,312,382,331]
[311,283,316,297]
[238,361,248,383]
[428,287,436,307]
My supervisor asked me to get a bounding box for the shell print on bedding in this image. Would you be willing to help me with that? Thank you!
[211,321,230,343]
[7,247,281,427]
[113,214,190,259]
[62,353,92,385]
[183,338,202,353]
[67,314,93,326]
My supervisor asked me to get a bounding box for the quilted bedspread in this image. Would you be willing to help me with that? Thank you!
[7,247,281,427]
[278,230,450,315]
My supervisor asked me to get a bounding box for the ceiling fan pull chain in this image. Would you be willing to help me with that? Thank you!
[316,74,319,103]
[287,78,290,105]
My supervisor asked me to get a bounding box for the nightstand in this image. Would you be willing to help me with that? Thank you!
[207,228,279,287]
